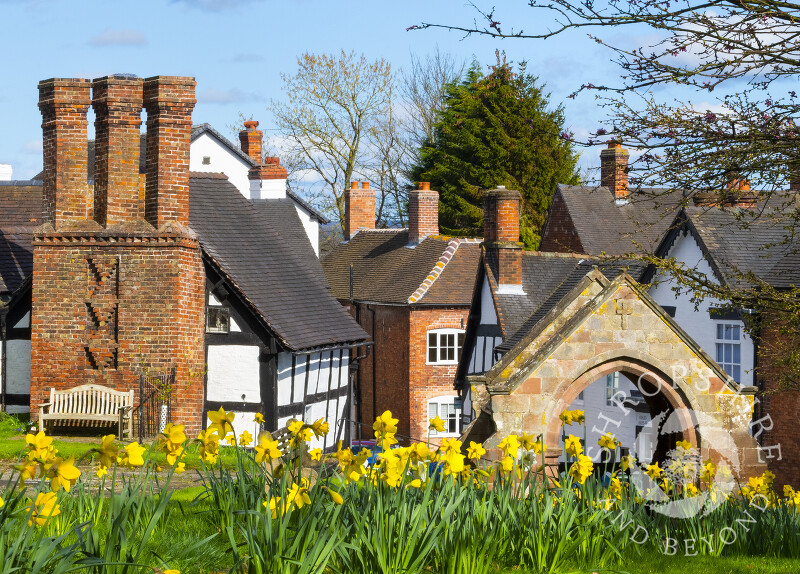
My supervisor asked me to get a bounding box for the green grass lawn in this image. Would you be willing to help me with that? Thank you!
[0,411,237,470]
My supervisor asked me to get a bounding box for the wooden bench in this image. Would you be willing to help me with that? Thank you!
[39,384,134,438]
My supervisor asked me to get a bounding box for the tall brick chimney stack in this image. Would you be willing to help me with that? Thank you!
[483,186,524,293]
[143,76,196,229]
[408,182,439,245]
[38,78,92,228]
[600,141,629,202]
[239,120,262,164]
[92,75,144,226]
[344,181,375,239]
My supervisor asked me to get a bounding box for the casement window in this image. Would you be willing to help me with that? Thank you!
[605,372,620,406]
[428,395,462,436]
[715,323,741,383]
[426,329,465,365]
[206,307,230,334]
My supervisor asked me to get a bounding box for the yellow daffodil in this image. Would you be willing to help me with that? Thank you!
[323,486,344,504]
[175,462,186,474]
[309,448,322,461]
[429,415,446,433]
[254,413,265,424]
[645,462,663,480]
[310,418,329,438]
[500,455,514,474]
[163,423,187,446]
[609,476,622,499]
[288,419,305,436]
[684,483,699,497]
[373,411,399,435]
[564,434,583,458]
[621,454,636,472]
[598,433,617,450]
[164,570,180,574]
[559,410,574,426]
[286,478,312,510]
[408,479,422,488]
[265,496,281,519]
[498,434,520,458]
[96,435,118,469]
[121,442,146,468]
[254,433,282,464]
[197,429,220,464]
[520,432,536,451]
[15,461,38,482]
[208,407,235,437]
[569,454,594,484]
[533,439,547,455]
[438,437,465,475]
[48,457,81,493]
[675,439,692,452]
[0,496,4,508]
[467,441,486,460]
[26,431,53,456]
[239,430,253,446]
[572,410,586,424]
[29,492,60,527]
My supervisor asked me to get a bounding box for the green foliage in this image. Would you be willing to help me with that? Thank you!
[409,55,580,248]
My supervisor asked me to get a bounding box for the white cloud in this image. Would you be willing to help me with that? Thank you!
[89,29,147,47]
[198,88,260,104]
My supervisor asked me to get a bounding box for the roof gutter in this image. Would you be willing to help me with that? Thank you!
[292,340,373,356]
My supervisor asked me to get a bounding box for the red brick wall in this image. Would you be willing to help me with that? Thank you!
[540,192,584,253]
[344,183,375,239]
[409,307,470,443]
[30,235,206,435]
[408,187,439,244]
[600,143,629,200]
[757,318,800,488]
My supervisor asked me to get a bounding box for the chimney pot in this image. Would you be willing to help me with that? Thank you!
[239,119,263,166]
[361,181,369,189]
[483,187,523,291]
[38,77,92,228]
[143,75,196,229]
[408,184,439,244]
[244,120,259,130]
[344,181,375,239]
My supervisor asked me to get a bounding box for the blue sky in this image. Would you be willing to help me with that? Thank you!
[0,0,623,181]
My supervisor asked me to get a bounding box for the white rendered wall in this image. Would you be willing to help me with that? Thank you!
[294,203,320,256]
[562,373,652,463]
[648,231,755,386]
[190,133,251,195]
[206,345,261,403]
[0,164,11,181]
[480,277,498,325]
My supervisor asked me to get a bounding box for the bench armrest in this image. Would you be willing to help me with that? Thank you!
[39,402,53,408]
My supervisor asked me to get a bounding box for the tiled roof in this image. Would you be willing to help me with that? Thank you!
[546,184,685,255]
[321,230,480,306]
[189,174,368,350]
[491,253,648,352]
[251,198,329,288]
[0,181,41,298]
[683,205,800,289]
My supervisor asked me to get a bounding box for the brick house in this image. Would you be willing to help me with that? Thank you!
[0,75,368,445]
[321,182,481,442]
[538,142,799,487]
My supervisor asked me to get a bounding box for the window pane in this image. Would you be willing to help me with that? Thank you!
[724,344,731,363]
[733,366,740,383]
[716,344,723,363]
[733,344,740,363]
[429,403,437,419]
[458,332,465,352]
[429,345,437,363]
[717,324,724,339]
[731,325,740,340]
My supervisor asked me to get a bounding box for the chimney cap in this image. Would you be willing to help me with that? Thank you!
[419,181,430,190]
[244,120,259,130]
[361,181,369,189]
[608,141,622,149]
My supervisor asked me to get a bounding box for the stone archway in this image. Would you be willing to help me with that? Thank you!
[466,271,767,480]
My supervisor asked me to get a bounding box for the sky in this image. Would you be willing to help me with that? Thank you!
[0,0,626,182]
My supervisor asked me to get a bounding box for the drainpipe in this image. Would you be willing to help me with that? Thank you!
[1,307,7,412]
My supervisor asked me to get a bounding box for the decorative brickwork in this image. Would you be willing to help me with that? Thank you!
[600,142,629,200]
[31,74,206,434]
[143,76,196,229]
[38,78,92,228]
[92,76,144,226]
[408,183,439,245]
[344,182,375,239]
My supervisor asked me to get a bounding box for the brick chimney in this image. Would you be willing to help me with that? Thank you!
[408,182,439,245]
[38,78,92,228]
[693,178,758,208]
[92,75,144,226]
[483,186,524,293]
[143,76,196,229]
[600,141,629,202]
[344,181,375,239]
[239,120,262,164]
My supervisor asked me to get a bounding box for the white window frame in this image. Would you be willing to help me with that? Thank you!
[605,372,620,406]
[426,328,465,365]
[428,395,462,437]
[715,322,742,384]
